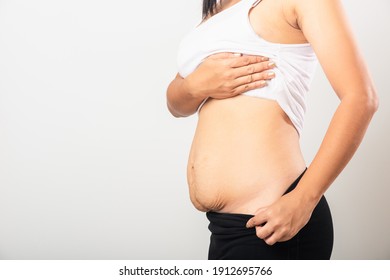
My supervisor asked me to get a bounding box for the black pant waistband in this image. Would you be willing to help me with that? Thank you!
[206,167,307,226]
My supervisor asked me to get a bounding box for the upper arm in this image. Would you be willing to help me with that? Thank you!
[295,0,375,101]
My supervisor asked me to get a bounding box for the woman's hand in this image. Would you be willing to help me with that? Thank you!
[185,52,276,100]
[245,191,316,245]
[167,52,276,117]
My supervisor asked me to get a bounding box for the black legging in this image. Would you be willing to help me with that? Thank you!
[207,170,334,260]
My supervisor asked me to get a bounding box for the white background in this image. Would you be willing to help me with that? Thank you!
[0,0,389,259]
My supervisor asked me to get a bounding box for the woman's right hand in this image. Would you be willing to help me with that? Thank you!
[166,52,276,117]
[184,52,276,100]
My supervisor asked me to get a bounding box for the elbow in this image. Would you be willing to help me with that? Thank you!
[166,90,182,118]
[166,92,195,118]
[341,86,379,117]
[171,113,183,118]
[170,111,185,118]
[359,90,379,118]
[371,92,379,113]
[366,86,379,115]
[166,100,187,118]
[351,85,379,114]
[167,103,182,118]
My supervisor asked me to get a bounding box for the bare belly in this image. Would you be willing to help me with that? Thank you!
[187,95,306,214]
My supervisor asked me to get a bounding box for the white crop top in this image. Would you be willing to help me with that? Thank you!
[176,0,318,136]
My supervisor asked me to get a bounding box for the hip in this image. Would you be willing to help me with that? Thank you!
[206,177,334,260]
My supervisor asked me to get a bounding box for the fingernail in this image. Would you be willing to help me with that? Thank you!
[233,53,243,57]
[260,80,267,85]
[268,72,275,77]
[268,62,275,67]
[261,57,269,61]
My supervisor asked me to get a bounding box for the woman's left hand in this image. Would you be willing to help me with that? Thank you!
[246,192,316,245]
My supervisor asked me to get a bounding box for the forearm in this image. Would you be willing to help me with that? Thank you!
[166,74,205,118]
[295,93,378,206]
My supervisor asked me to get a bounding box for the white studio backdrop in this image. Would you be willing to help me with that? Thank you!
[0,0,388,259]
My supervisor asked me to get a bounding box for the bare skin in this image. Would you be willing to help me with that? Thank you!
[166,0,378,246]
[167,52,276,118]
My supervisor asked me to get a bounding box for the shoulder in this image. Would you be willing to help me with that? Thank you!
[290,0,343,19]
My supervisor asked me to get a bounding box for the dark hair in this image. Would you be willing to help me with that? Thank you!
[202,0,218,19]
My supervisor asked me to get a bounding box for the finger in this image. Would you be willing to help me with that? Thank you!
[233,61,276,78]
[246,212,267,228]
[231,71,274,89]
[263,234,279,246]
[264,226,294,245]
[230,55,269,68]
[232,80,268,95]
[255,224,274,240]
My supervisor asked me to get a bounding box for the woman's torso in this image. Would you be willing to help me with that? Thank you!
[181,0,315,214]
[187,95,306,214]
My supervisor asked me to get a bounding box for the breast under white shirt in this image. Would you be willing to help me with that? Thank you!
[176,0,318,136]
